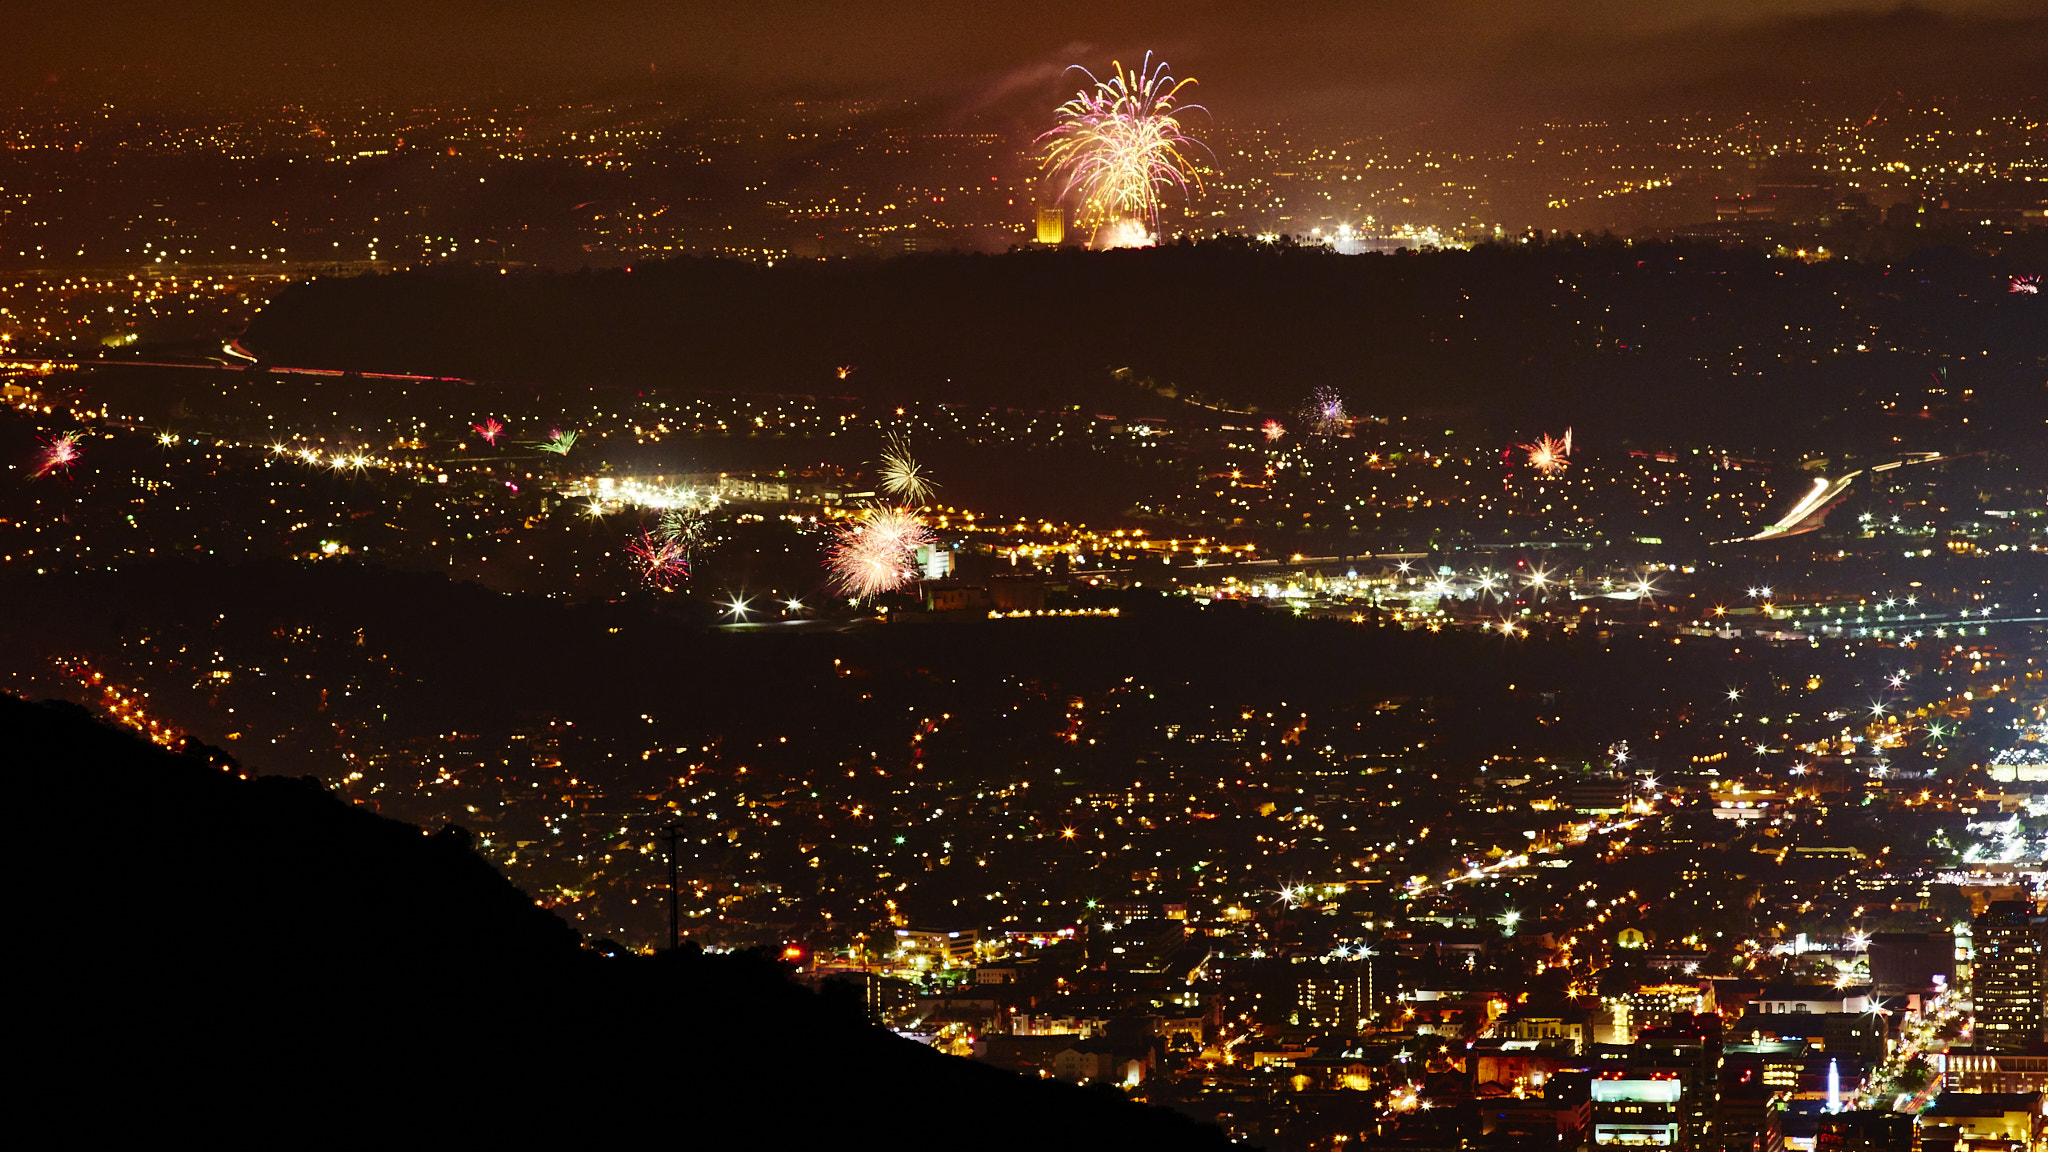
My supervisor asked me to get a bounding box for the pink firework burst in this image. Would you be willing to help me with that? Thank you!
[1262,419,1286,443]
[34,431,82,478]
[1302,386,1348,435]
[472,418,505,445]
[625,528,690,589]
[2010,275,2040,294]
[828,506,934,601]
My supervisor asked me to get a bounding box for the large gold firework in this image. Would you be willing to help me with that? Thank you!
[1037,53,1207,234]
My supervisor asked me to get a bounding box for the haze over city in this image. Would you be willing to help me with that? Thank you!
[5,3,2044,1148]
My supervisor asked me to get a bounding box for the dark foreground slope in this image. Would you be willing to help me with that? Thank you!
[11,695,1232,1147]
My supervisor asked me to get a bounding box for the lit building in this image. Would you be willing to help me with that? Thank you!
[896,927,979,968]
[1815,1110,1912,1152]
[1916,1091,2045,1152]
[1943,1051,2048,1095]
[1592,1071,1686,1148]
[1750,985,1874,1016]
[1508,1010,1591,1054]
[1626,982,1715,1033]
[1035,207,1065,245]
[1971,903,2046,1052]
[1294,961,1374,1030]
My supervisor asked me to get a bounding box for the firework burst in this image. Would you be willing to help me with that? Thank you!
[877,434,937,506]
[655,505,713,561]
[535,429,579,455]
[828,505,933,601]
[1037,52,1207,236]
[1302,386,1348,435]
[1523,430,1573,476]
[2012,274,2041,294]
[1261,419,1286,443]
[472,418,505,445]
[625,528,690,589]
[33,431,82,478]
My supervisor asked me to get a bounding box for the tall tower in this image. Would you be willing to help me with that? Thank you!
[1035,207,1065,246]
[1971,901,2045,1051]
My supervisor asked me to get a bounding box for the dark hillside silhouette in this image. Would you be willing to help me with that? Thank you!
[239,240,2048,452]
[11,694,1235,1147]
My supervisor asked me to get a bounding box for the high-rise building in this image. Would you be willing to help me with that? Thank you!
[1035,207,1065,246]
[1869,932,1956,1001]
[1633,1034,1721,1151]
[1293,959,1376,1030]
[1971,902,2045,1051]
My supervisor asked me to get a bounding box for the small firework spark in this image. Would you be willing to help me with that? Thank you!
[1523,430,1572,476]
[472,418,505,445]
[34,431,82,478]
[625,529,690,589]
[1261,419,1286,443]
[536,429,579,455]
[828,506,934,601]
[2011,274,2041,294]
[1303,386,1348,435]
[836,365,856,379]
[877,434,937,506]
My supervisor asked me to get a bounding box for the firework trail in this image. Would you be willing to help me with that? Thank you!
[536,429,579,455]
[33,431,82,478]
[625,528,690,589]
[828,505,933,601]
[1037,52,1207,237]
[1523,431,1571,476]
[2012,275,2041,294]
[472,418,505,445]
[877,434,937,506]
[1261,419,1286,443]
[1303,387,1348,435]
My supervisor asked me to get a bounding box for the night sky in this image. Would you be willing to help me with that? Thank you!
[10,1,2047,126]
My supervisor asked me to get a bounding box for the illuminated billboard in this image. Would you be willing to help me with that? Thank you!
[1592,1078,1683,1103]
